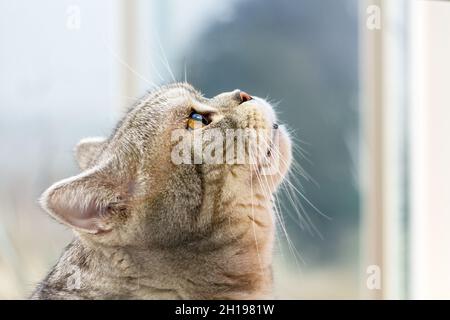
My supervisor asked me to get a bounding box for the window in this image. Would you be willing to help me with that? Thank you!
[1,0,449,299]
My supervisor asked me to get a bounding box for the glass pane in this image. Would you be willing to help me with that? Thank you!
[174,0,361,298]
[0,1,117,298]
[0,0,361,299]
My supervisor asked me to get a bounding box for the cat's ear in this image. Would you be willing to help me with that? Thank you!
[40,166,123,234]
[74,137,107,170]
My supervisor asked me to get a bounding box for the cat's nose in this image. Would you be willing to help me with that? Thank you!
[238,91,252,104]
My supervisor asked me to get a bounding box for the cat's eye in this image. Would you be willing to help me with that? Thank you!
[187,112,209,130]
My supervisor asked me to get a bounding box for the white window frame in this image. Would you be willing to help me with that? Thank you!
[360,0,408,299]
[361,0,450,299]
[409,0,450,300]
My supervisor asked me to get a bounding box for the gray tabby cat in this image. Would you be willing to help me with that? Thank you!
[31,83,292,299]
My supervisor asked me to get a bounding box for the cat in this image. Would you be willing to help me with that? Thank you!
[31,83,292,299]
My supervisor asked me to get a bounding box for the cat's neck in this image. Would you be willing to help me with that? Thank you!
[31,228,274,299]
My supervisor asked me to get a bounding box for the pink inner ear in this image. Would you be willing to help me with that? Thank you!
[50,198,109,234]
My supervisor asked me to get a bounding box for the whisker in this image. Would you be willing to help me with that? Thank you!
[249,145,306,267]
[249,151,266,276]
[103,42,158,89]
[147,55,166,83]
[154,35,176,82]
[258,136,328,240]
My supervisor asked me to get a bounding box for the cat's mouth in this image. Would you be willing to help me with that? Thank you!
[266,123,279,157]
[252,123,289,177]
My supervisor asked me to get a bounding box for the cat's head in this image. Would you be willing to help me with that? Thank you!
[40,83,292,247]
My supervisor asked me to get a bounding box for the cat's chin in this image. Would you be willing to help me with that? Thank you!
[253,125,292,190]
[276,125,293,177]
